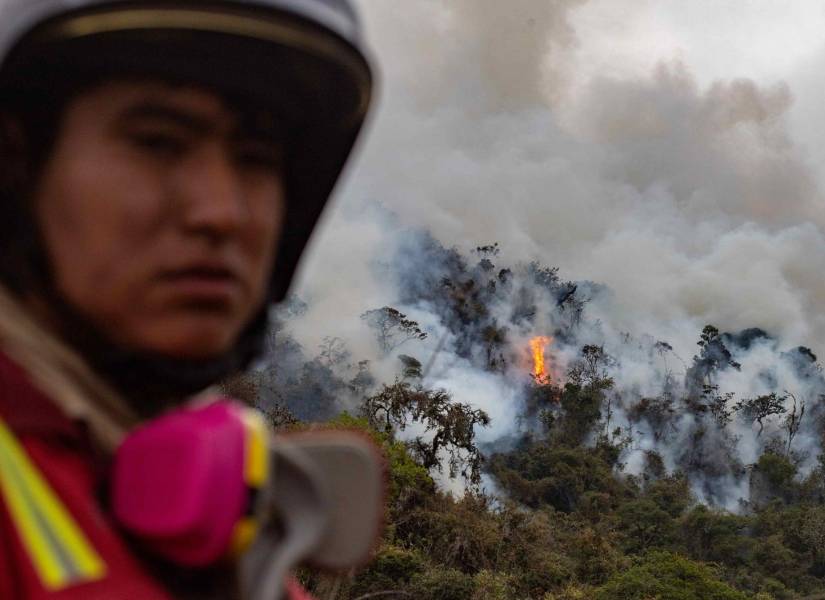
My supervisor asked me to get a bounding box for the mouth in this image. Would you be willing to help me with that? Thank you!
[158,264,243,306]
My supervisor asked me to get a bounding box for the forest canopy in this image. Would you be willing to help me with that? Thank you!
[229,236,825,600]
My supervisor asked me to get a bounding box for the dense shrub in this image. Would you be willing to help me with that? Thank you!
[348,544,426,597]
[410,568,476,600]
[489,444,625,512]
[593,552,750,600]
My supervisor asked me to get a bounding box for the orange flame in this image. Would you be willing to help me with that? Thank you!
[529,336,553,383]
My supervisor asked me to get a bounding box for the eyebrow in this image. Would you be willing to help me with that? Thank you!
[117,101,219,135]
[116,100,286,142]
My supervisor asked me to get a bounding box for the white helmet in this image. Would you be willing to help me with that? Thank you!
[0,0,375,301]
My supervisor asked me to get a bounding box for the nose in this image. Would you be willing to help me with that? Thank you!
[173,142,248,241]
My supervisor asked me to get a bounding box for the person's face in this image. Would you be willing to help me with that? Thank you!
[32,81,286,359]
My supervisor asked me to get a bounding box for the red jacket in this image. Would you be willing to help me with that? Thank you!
[0,352,314,600]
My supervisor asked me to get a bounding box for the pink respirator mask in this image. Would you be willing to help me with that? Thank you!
[111,400,384,600]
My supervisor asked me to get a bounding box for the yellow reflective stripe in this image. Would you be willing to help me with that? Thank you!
[0,419,106,590]
[0,440,65,588]
[241,409,269,488]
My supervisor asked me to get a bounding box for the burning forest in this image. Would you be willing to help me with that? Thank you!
[259,233,825,509]
[234,232,825,599]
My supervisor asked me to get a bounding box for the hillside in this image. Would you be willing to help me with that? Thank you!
[231,235,825,600]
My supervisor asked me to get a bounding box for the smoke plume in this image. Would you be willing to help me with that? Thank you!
[276,1,825,507]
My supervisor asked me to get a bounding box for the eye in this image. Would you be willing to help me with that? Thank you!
[127,130,190,158]
[232,140,284,172]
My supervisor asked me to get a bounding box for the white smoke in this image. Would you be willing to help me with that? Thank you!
[283,1,825,506]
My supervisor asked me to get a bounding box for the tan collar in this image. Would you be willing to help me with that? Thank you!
[0,284,139,451]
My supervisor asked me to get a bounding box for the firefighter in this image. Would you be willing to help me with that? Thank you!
[0,0,377,598]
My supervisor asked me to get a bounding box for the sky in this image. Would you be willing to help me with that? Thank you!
[294,0,825,364]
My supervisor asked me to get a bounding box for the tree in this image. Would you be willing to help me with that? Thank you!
[260,403,299,430]
[481,323,508,371]
[593,551,749,600]
[654,340,674,355]
[317,336,350,368]
[702,384,735,429]
[347,544,424,599]
[752,452,797,505]
[409,568,475,600]
[645,475,692,517]
[782,390,806,457]
[800,506,825,572]
[679,506,750,565]
[361,307,428,355]
[617,499,675,552]
[689,325,741,391]
[474,243,500,273]
[399,355,423,379]
[567,345,614,390]
[734,393,787,436]
[528,262,560,290]
[349,360,376,398]
[488,444,623,513]
[557,346,616,446]
[629,395,676,442]
[474,243,500,258]
[362,381,490,485]
[556,284,588,329]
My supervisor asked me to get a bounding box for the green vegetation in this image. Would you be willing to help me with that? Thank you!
[592,552,750,600]
[290,377,825,600]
